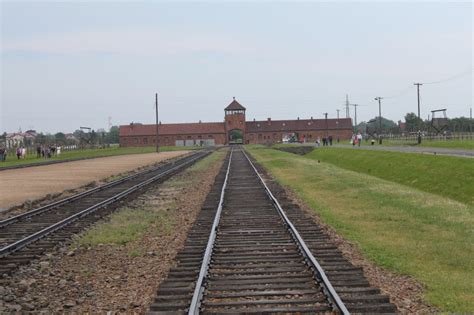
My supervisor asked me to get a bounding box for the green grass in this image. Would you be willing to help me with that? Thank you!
[341,138,474,150]
[77,150,225,248]
[305,147,474,205]
[418,139,474,150]
[247,146,474,312]
[0,145,200,168]
[78,205,175,246]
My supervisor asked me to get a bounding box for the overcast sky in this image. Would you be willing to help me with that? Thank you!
[1,1,472,134]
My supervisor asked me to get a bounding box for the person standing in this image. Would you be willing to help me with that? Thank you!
[357,132,362,147]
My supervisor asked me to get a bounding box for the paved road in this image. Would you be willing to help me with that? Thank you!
[332,144,473,158]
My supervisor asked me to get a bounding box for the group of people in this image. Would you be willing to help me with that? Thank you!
[351,132,363,146]
[0,147,7,161]
[0,144,62,162]
[36,145,61,159]
[316,136,334,147]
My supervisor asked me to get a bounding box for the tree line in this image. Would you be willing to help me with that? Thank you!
[356,114,473,134]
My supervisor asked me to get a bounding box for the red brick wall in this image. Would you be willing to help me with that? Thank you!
[245,129,353,145]
[120,133,226,147]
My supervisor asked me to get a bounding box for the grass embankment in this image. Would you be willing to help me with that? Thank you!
[0,146,199,168]
[342,139,474,150]
[307,147,473,205]
[77,149,225,249]
[247,146,474,312]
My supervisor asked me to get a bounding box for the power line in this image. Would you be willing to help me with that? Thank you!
[422,69,472,85]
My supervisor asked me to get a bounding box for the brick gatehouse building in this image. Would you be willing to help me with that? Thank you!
[119,98,353,147]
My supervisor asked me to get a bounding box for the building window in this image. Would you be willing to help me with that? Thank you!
[257,123,260,127]
[134,138,138,144]
[208,135,213,138]
[198,135,202,138]
[123,138,127,143]
[187,136,192,139]
[228,121,232,125]
[240,121,243,125]
[143,138,148,144]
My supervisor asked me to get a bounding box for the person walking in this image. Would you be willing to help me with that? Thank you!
[36,145,41,158]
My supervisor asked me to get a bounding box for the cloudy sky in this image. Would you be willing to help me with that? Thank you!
[1,1,472,134]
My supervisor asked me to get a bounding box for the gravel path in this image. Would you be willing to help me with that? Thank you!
[0,151,188,210]
[332,144,473,158]
[0,151,225,313]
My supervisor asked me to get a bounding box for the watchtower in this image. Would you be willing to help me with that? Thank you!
[224,97,246,144]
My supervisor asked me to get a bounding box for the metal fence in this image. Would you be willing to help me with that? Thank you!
[376,132,474,144]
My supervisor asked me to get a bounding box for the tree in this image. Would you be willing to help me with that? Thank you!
[55,132,66,145]
[365,116,397,134]
[105,126,120,144]
[404,112,424,132]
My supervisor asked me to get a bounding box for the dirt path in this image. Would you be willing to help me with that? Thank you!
[0,151,189,210]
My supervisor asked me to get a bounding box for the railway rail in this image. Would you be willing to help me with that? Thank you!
[148,147,397,314]
[0,150,211,275]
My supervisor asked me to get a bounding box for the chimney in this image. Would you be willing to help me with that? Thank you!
[253,118,256,122]
[311,116,313,120]
[159,121,162,125]
[199,120,202,123]
[267,118,271,125]
[297,117,300,120]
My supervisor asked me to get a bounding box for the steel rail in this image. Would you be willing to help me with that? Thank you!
[188,148,233,315]
[0,151,200,228]
[0,151,209,258]
[241,147,350,315]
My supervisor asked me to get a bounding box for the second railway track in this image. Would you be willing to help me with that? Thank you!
[0,150,211,276]
[148,147,397,314]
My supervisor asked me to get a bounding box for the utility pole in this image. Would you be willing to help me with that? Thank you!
[345,94,350,118]
[155,93,159,153]
[374,97,383,144]
[336,109,340,119]
[414,83,423,119]
[324,112,328,138]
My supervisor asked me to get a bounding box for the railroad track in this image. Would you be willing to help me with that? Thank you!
[148,147,397,314]
[0,150,211,276]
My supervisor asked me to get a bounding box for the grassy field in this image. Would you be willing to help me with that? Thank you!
[247,145,474,312]
[0,146,199,168]
[306,147,473,205]
[347,138,474,150]
[77,149,226,249]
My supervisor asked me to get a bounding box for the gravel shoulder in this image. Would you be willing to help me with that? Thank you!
[0,151,189,210]
[0,150,225,313]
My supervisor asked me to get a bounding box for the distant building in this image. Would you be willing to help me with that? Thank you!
[5,130,37,148]
[65,133,79,143]
[119,98,353,147]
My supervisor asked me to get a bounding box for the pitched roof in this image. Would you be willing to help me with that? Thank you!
[224,98,246,111]
[246,118,352,133]
[119,122,226,137]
